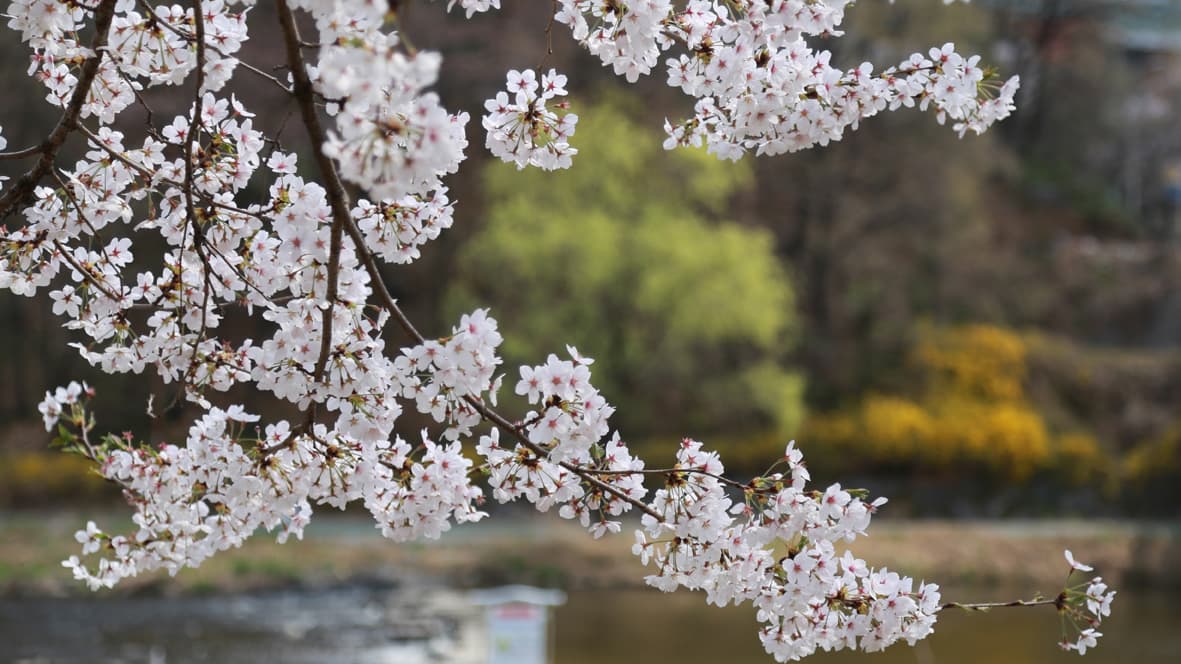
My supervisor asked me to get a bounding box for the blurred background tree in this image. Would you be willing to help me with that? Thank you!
[446,98,804,445]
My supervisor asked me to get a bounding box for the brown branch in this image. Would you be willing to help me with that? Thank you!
[52,240,124,304]
[0,0,119,218]
[272,0,659,518]
[579,466,751,491]
[181,0,217,394]
[183,0,209,232]
[276,0,345,434]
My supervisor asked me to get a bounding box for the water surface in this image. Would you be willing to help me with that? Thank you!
[1,585,1174,663]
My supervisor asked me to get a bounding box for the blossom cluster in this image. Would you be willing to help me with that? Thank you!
[555,0,1016,159]
[59,406,316,589]
[318,45,469,202]
[482,68,579,170]
[634,440,938,660]
[1058,551,1117,656]
[393,308,504,440]
[18,0,247,123]
[477,349,644,537]
[514,348,613,462]
[0,0,1112,661]
[45,390,487,589]
[36,380,89,431]
[352,188,455,264]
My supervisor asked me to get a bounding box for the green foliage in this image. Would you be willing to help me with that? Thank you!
[1120,423,1181,509]
[1124,425,1181,486]
[448,97,803,439]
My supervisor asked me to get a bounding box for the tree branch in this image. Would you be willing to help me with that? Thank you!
[276,0,345,431]
[273,0,659,519]
[0,0,119,218]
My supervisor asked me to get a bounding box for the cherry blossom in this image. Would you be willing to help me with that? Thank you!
[1066,549,1094,572]
[1043,550,1116,656]
[0,0,1113,661]
[482,68,579,170]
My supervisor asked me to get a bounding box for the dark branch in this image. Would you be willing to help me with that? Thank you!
[272,0,659,519]
[0,0,119,218]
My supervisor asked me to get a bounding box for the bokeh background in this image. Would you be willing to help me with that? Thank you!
[0,1,1179,662]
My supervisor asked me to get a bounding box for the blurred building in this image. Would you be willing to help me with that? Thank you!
[982,0,1181,51]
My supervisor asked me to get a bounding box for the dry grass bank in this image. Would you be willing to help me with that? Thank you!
[1,510,1175,597]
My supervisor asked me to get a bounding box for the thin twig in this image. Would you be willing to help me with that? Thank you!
[52,239,124,304]
[941,598,1058,612]
[0,144,45,160]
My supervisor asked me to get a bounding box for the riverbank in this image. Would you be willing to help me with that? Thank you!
[2,509,1176,598]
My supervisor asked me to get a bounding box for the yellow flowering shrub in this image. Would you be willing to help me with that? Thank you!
[915,324,1027,402]
[803,325,1060,481]
[928,400,1051,481]
[860,396,934,461]
[0,452,112,506]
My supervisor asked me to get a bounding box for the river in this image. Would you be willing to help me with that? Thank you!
[1,584,1175,663]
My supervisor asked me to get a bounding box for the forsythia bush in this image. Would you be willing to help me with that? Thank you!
[803,325,1070,481]
[917,324,1027,402]
[0,452,110,506]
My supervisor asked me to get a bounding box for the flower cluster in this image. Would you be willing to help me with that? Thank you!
[36,380,89,431]
[18,0,247,124]
[47,391,485,589]
[514,348,613,461]
[394,309,504,440]
[1058,551,1117,656]
[555,0,671,83]
[356,430,488,541]
[478,349,644,537]
[351,188,455,264]
[310,12,468,201]
[482,69,579,170]
[58,405,318,590]
[634,440,938,661]
[556,0,1016,159]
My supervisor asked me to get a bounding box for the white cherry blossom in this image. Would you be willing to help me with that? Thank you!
[0,1,1112,661]
[482,68,579,170]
